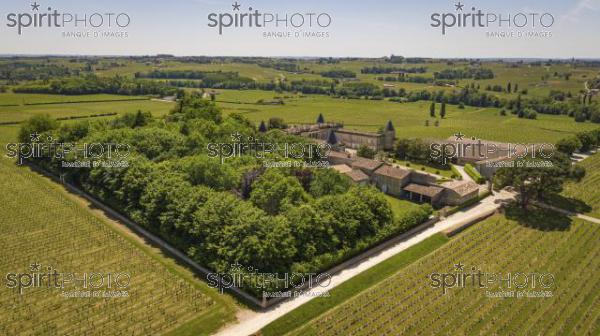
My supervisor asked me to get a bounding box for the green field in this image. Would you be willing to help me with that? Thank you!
[384,195,423,218]
[0,93,148,106]
[213,89,597,143]
[0,152,237,335]
[280,209,600,336]
[549,153,600,219]
[0,98,174,124]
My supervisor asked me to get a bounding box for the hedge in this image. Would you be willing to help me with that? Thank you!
[464,163,485,183]
[450,164,463,180]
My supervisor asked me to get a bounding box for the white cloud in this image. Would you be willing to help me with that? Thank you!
[562,0,600,22]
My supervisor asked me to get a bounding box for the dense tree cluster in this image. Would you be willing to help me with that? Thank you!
[257,60,300,72]
[14,75,178,96]
[0,62,73,82]
[433,68,494,80]
[320,70,357,79]
[361,66,427,74]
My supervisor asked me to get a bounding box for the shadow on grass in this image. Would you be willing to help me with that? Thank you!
[544,194,592,214]
[505,204,572,231]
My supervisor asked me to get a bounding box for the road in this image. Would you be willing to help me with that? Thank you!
[535,201,600,225]
[213,190,516,336]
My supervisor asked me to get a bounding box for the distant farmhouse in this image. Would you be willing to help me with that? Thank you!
[286,115,396,152]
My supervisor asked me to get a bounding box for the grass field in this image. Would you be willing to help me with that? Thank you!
[214,89,598,143]
[0,93,148,106]
[384,195,423,218]
[548,153,600,219]
[0,98,174,124]
[0,137,237,335]
[279,208,600,336]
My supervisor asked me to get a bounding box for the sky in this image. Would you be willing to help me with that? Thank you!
[0,0,599,58]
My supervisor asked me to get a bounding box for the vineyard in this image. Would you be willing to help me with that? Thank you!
[0,157,236,336]
[559,153,600,219]
[285,209,600,336]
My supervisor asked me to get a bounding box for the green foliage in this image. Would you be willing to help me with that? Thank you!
[267,116,286,129]
[357,144,376,159]
[450,164,463,180]
[494,153,573,208]
[556,136,582,155]
[14,74,178,96]
[250,169,309,215]
[309,169,351,198]
[320,69,356,78]
[464,163,485,183]
[18,114,58,143]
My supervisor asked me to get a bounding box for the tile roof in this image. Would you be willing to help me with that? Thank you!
[403,183,444,197]
[373,164,411,180]
[441,180,479,197]
[331,164,352,174]
[352,158,384,171]
[344,169,370,182]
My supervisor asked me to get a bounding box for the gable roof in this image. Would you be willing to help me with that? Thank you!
[328,150,351,159]
[331,164,352,174]
[352,158,384,171]
[441,180,479,197]
[373,164,411,180]
[344,169,369,182]
[403,183,444,198]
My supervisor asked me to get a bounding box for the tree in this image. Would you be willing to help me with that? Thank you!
[576,131,595,152]
[574,110,587,122]
[429,102,436,118]
[507,82,512,93]
[133,110,147,128]
[309,169,351,197]
[18,114,58,143]
[591,110,600,123]
[357,144,376,159]
[440,102,446,118]
[268,117,287,129]
[394,138,412,160]
[514,83,519,93]
[494,154,573,208]
[556,136,582,155]
[250,169,309,215]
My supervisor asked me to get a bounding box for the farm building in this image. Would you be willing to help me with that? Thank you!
[440,180,480,205]
[288,116,396,151]
[326,150,479,208]
[372,164,411,196]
